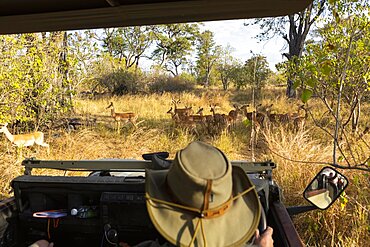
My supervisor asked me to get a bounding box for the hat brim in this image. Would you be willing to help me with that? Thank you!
[146,166,261,247]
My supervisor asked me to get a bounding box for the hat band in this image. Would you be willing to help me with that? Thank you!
[165,176,232,219]
[164,176,233,219]
[146,185,255,219]
[146,185,256,247]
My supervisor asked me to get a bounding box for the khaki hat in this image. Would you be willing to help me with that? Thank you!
[146,141,261,247]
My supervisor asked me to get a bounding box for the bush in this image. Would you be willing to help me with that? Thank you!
[97,69,145,95]
[265,72,286,86]
[148,74,195,93]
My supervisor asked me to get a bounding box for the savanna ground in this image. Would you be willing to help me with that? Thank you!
[0,87,369,247]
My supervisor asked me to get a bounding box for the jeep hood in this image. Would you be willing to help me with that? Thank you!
[0,0,312,34]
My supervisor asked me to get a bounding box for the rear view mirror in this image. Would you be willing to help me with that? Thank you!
[303,167,348,210]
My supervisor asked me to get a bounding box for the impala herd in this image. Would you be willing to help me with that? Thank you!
[0,99,308,153]
[166,99,308,148]
[102,99,308,149]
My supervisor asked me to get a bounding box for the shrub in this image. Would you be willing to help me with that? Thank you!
[97,69,146,95]
[148,74,195,93]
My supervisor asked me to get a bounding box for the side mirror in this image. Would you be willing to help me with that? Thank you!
[303,167,348,210]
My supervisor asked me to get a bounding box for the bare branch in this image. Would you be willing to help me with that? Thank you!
[307,107,335,139]
[334,129,353,167]
[322,97,335,117]
[308,0,326,26]
[342,96,358,128]
[333,30,354,165]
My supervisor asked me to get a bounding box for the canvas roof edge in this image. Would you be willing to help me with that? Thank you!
[0,0,312,34]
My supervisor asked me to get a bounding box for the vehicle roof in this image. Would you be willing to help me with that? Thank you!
[0,0,312,34]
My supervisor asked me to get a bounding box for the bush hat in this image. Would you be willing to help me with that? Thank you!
[146,141,261,247]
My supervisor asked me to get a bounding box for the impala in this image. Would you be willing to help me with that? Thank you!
[241,104,267,127]
[196,107,214,123]
[261,103,289,126]
[171,99,193,119]
[167,107,198,135]
[168,107,205,124]
[248,111,261,150]
[106,102,138,129]
[265,104,306,129]
[210,104,224,125]
[0,123,49,148]
[292,105,308,130]
[196,107,215,134]
[210,104,230,132]
[222,113,233,131]
[166,107,180,123]
[228,104,242,128]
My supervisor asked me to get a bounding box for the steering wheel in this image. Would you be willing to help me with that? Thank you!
[258,207,267,233]
[247,203,267,246]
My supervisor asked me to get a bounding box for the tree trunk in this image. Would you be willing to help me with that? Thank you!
[174,65,179,76]
[352,97,360,132]
[205,73,210,88]
[286,78,296,98]
[222,78,228,91]
[59,32,72,109]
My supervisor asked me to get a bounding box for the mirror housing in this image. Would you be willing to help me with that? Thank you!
[303,167,348,210]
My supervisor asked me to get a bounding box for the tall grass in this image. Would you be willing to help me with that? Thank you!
[261,118,370,246]
[0,89,369,246]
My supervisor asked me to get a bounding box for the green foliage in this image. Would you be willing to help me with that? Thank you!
[247,0,328,97]
[235,55,271,89]
[265,72,286,86]
[301,89,313,103]
[0,33,73,129]
[290,2,369,107]
[339,191,348,210]
[195,30,221,87]
[288,1,370,165]
[67,30,100,92]
[102,27,153,69]
[216,45,240,90]
[177,72,197,84]
[83,54,146,95]
[242,118,251,127]
[97,68,144,95]
[152,24,200,76]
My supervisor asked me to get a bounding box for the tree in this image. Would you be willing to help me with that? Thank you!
[195,30,221,87]
[102,28,126,60]
[67,30,100,93]
[151,24,199,76]
[102,26,153,69]
[238,55,271,92]
[216,45,239,90]
[0,33,74,129]
[291,1,370,171]
[249,0,327,98]
[121,26,154,70]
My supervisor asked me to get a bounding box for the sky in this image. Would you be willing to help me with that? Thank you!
[138,19,288,72]
[201,19,287,71]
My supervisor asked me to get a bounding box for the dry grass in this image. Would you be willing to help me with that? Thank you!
[262,125,370,246]
[0,89,369,246]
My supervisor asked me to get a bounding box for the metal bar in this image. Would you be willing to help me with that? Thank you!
[286,205,317,216]
[22,159,151,170]
[22,158,276,173]
[0,197,16,210]
[270,201,305,247]
[232,160,276,173]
